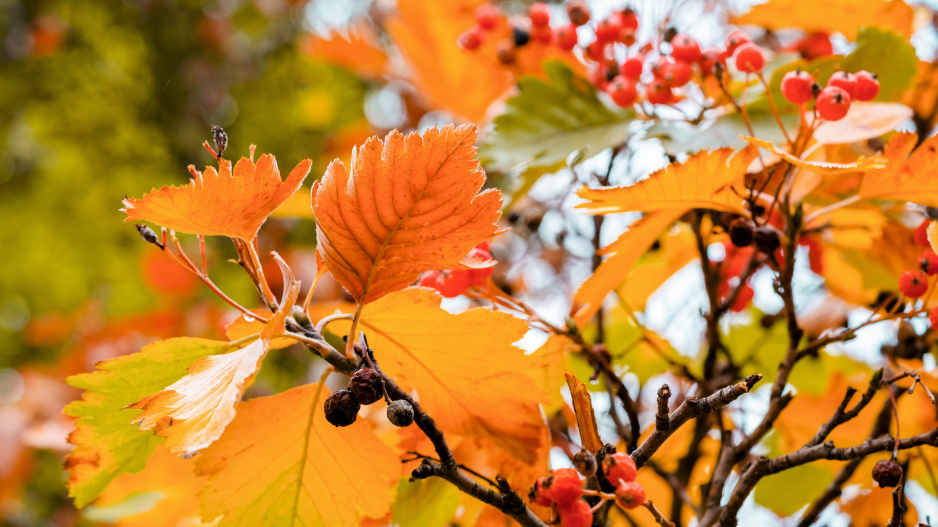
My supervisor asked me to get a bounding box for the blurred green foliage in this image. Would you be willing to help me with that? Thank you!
[0,0,367,368]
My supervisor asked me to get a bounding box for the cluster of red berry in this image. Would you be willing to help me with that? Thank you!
[529,452,645,527]
[417,242,494,298]
[781,69,879,121]
[899,220,938,318]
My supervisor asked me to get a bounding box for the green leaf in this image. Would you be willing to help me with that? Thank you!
[841,27,918,101]
[479,61,633,177]
[391,477,461,527]
[754,463,833,517]
[754,27,917,115]
[64,337,232,507]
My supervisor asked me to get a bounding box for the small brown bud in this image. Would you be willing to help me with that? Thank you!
[211,126,227,158]
[872,459,903,488]
[135,224,163,249]
[573,448,598,477]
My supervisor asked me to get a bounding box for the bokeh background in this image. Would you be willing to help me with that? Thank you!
[6,0,938,525]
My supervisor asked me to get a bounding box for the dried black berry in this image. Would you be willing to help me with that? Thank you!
[573,448,598,477]
[349,368,385,405]
[754,226,781,254]
[512,27,530,47]
[872,459,903,488]
[387,399,414,427]
[728,218,755,248]
[324,389,360,427]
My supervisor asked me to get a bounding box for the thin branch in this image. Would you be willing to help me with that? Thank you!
[631,375,762,468]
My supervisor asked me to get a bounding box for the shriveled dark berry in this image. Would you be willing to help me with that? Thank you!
[872,459,903,488]
[573,448,598,477]
[349,367,385,405]
[512,27,530,47]
[729,218,755,248]
[387,399,414,427]
[753,226,781,254]
[324,389,360,427]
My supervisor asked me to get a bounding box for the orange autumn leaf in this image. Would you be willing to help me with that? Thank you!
[312,124,503,305]
[196,383,399,526]
[576,147,759,215]
[92,447,204,527]
[129,259,300,456]
[733,0,913,40]
[336,287,548,463]
[743,136,887,175]
[122,153,312,240]
[299,24,388,79]
[387,0,512,122]
[573,210,686,326]
[859,133,938,207]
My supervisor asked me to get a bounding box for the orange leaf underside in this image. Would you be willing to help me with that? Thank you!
[312,124,503,304]
[122,154,312,240]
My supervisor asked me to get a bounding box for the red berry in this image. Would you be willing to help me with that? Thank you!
[646,79,674,105]
[529,2,550,28]
[730,283,754,312]
[916,219,933,247]
[457,27,483,50]
[586,40,607,62]
[558,499,592,527]
[919,251,938,275]
[699,46,725,75]
[671,33,701,62]
[529,477,553,507]
[474,4,499,30]
[900,270,929,298]
[725,30,751,54]
[733,43,764,73]
[796,31,833,59]
[619,8,638,31]
[596,14,624,43]
[614,481,646,510]
[417,270,443,289]
[828,71,858,99]
[607,76,638,107]
[930,307,938,328]
[547,468,583,507]
[660,59,691,87]
[816,86,851,121]
[854,71,880,101]
[603,452,638,486]
[555,24,578,51]
[622,56,643,79]
[617,27,636,46]
[781,70,815,104]
[437,271,471,298]
[566,0,591,26]
[531,26,552,45]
